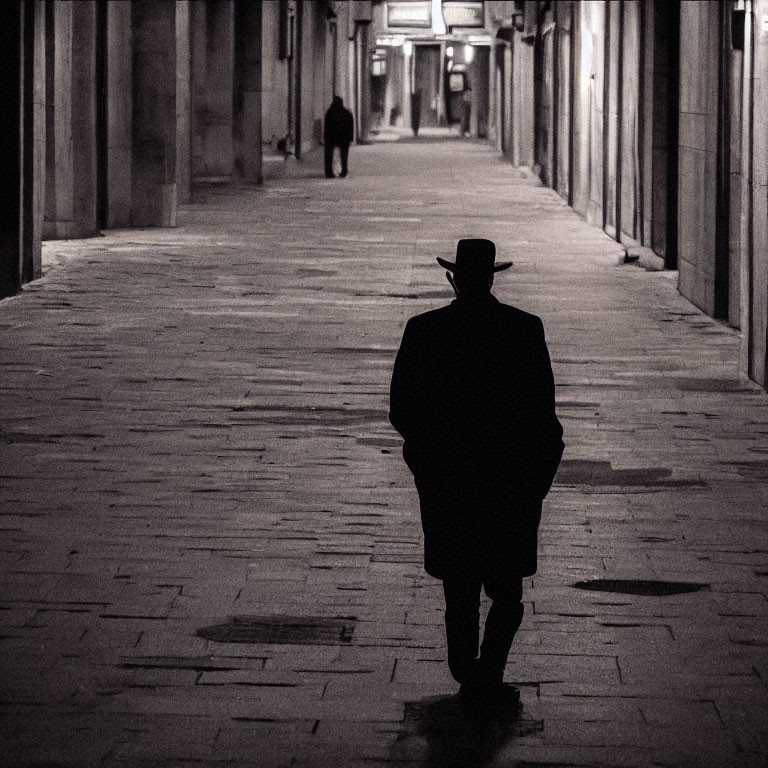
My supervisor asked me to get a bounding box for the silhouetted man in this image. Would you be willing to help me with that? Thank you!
[323,96,354,178]
[389,239,563,708]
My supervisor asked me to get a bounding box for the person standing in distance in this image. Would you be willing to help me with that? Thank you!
[323,96,354,179]
[389,238,564,709]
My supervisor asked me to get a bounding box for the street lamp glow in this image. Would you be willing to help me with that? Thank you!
[464,44,474,64]
[446,46,454,58]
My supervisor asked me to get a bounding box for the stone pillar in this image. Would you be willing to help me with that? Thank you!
[0,0,44,294]
[131,0,177,227]
[555,3,572,201]
[43,1,97,239]
[503,42,513,155]
[24,0,46,281]
[234,0,262,183]
[204,0,234,179]
[469,46,489,138]
[334,1,352,108]
[603,0,621,236]
[402,43,412,131]
[258,0,290,153]
[43,1,73,239]
[487,43,497,148]
[356,22,372,143]
[191,0,206,178]
[512,30,535,169]
[753,0,768,384]
[294,0,303,158]
[176,1,192,202]
[106,0,132,227]
[618,0,640,243]
[741,0,768,385]
[677,0,721,316]
[382,48,398,128]
[1,3,25,298]
[71,1,97,237]
[43,1,97,240]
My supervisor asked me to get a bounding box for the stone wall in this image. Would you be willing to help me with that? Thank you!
[498,0,767,390]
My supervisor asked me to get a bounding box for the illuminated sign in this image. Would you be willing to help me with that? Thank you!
[387,1,432,28]
[442,1,484,29]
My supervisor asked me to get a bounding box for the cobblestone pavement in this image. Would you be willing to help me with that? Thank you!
[1,137,767,768]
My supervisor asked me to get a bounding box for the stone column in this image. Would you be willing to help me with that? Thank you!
[106,0,132,227]
[1,3,25,297]
[43,1,73,239]
[753,0,768,384]
[603,0,621,235]
[234,0,262,183]
[677,0,721,316]
[334,1,352,107]
[71,0,97,237]
[131,0,177,227]
[176,1,192,202]
[741,0,768,385]
[402,43,412,131]
[357,22,372,143]
[475,45,490,138]
[503,42,513,155]
[2,0,44,296]
[204,0,234,179]
[24,0,46,281]
[294,0,303,158]
[43,1,97,240]
[190,0,206,179]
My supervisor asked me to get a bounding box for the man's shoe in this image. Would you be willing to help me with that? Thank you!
[458,681,520,710]
[496,683,521,707]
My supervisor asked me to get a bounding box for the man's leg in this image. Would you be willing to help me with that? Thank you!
[476,575,524,688]
[442,576,482,684]
[324,143,335,178]
[339,143,349,177]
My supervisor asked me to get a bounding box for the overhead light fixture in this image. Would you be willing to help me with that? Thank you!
[431,0,447,34]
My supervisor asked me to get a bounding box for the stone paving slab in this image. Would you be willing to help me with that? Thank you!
[1,137,767,766]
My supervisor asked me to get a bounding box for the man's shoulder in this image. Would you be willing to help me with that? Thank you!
[404,299,544,337]
[406,304,453,327]
[496,300,543,327]
[402,306,454,340]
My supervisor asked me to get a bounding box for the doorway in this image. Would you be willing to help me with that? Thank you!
[651,0,679,270]
[414,44,441,127]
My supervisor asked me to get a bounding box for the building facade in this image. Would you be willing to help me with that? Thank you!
[1,0,372,298]
[488,0,768,388]
[3,0,768,391]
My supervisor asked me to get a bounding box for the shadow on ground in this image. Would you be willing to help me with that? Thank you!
[390,694,543,767]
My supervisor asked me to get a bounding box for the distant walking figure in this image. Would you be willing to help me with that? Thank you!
[389,239,564,708]
[323,96,354,178]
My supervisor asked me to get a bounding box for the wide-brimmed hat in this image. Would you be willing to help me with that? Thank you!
[436,238,512,276]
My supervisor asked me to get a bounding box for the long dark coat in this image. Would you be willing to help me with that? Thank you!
[389,293,564,580]
[324,102,354,146]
